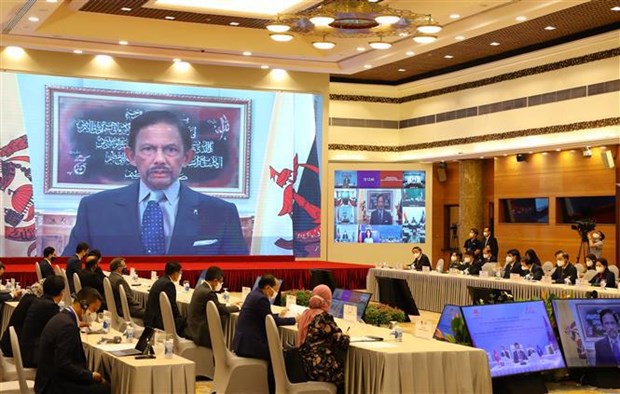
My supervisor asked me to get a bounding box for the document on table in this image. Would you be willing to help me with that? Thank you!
[282,304,307,318]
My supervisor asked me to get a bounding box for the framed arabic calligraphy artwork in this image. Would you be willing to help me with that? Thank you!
[44,86,251,198]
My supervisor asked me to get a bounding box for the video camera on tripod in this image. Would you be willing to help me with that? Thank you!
[571,218,596,242]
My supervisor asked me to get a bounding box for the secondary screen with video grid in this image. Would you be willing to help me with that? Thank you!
[329,289,371,322]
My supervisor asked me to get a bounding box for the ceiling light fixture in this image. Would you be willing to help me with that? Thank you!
[611,6,620,11]
[172,58,182,62]
[405,51,415,56]
[516,16,527,21]
[229,21,240,26]
[356,46,366,51]
[413,34,438,44]
[444,55,454,59]
[73,49,83,54]
[363,64,372,69]
[455,35,465,40]
[28,16,39,22]
[265,0,441,50]
[165,16,175,20]
[398,68,406,72]
[313,36,336,50]
[118,40,129,45]
[490,41,500,46]
[270,33,294,42]
[449,14,460,19]
[120,7,131,11]
[242,51,252,56]
[260,65,270,69]
[544,25,556,30]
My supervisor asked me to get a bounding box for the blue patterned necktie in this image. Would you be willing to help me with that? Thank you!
[141,191,165,255]
[613,339,620,364]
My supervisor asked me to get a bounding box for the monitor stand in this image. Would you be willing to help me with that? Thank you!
[492,373,547,394]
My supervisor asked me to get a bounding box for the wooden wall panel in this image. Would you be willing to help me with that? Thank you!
[432,162,460,266]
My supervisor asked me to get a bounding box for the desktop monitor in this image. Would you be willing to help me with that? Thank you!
[329,288,372,322]
[309,269,337,292]
[433,304,470,344]
[461,301,565,378]
[252,276,284,305]
[467,286,513,305]
[376,277,419,320]
[552,298,620,368]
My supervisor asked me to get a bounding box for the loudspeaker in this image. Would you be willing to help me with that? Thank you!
[516,153,526,162]
[437,163,447,183]
[602,150,615,169]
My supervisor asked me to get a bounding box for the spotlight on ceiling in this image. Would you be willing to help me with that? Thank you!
[582,146,592,158]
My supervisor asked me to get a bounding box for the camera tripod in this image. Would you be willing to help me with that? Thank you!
[449,224,459,252]
[575,235,590,264]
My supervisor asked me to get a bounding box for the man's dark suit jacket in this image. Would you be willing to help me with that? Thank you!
[464,238,483,254]
[79,270,107,311]
[410,254,431,271]
[38,260,54,279]
[34,309,96,393]
[20,295,59,368]
[62,181,248,256]
[551,263,578,284]
[369,209,392,225]
[185,282,239,348]
[482,236,499,261]
[144,276,185,335]
[524,265,544,281]
[503,261,523,279]
[590,270,617,288]
[468,258,486,276]
[108,271,144,318]
[65,255,82,294]
[594,337,620,366]
[233,288,295,361]
[0,293,37,357]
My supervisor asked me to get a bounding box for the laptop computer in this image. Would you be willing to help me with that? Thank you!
[329,289,372,322]
[108,326,155,357]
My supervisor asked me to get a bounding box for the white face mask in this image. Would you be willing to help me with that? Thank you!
[586,260,593,267]
[464,258,471,263]
[412,253,420,259]
[505,256,512,264]
[58,300,65,310]
[596,266,605,273]
[483,232,490,238]
[483,254,491,260]
[469,233,475,238]
[268,288,278,303]
[450,256,457,262]
[556,260,565,267]
[592,233,600,239]
[215,282,223,292]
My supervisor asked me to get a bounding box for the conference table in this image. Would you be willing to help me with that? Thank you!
[81,328,195,394]
[367,267,620,313]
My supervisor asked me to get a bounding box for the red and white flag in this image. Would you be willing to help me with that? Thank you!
[0,73,37,256]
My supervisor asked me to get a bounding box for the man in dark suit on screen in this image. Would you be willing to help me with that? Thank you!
[144,261,186,335]
[369,194,393,225]
[594,309,620,366]
[185,266,239,348]
[62,110,247,257]
[35,288,110,394]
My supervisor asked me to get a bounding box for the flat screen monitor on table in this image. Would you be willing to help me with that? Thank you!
[433,304,470,344]
[309,269,337,292]
[461,301,566,378]
[329,289,372,322]
[375,276,419,320]
[551,298,620,368]
[252,277,283,305]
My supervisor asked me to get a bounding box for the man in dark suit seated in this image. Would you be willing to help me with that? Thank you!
[66,242,89,294]
[409,246,431,271]
[38,246,57,279]
[79,256,107,311]
[233,274,297,394]
[594,309,620,366]
[0,262,23,308]
[185,266,239,347]
[550,250,577,285]
[19,276,65,368]
[369,194,393,225]
[144,261,186,335]
[520,255,544,281]
[35,288,110,394]
[502,249,523,279]
[61,110,248,257]
[0,283,42,357]
[108,257,145,319]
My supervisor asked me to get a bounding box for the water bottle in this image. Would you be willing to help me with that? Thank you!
[390,321,403,342]
[164,338,174,359]
[564,277,572,286]
[102,311,111,333]
[223,288,230,306]
[125,322,134,342]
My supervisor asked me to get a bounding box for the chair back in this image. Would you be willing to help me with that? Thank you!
[119,285,142,327]
[53,265,62,276]
[195,270,208,288]
[9,326,29,393]
[584,270,597,282]
[542,261,554,274]
[59,269,72,306]
[206,301,230,369]
[73,272,82,294]
[608,265,619,280]
[159,292,180,349]
[34,263,42,282]
[482,262,496,272]
[435,258,444,272]
[103,277,122,330]
[575,263,586,274]
[265,315,290,392]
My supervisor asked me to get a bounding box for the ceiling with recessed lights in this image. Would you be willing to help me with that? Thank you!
[1,0,618,85]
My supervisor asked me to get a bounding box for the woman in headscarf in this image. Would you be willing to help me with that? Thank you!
[296,285,349,392]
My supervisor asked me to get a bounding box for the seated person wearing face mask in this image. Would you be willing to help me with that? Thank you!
[144,261,186,335]
[38,246,57,279]
[468,247,491,276]
[503,249,523,279]
[461,251,474,273]
[585,254,597,272]
[409,246,431,271]
[185,266,239,348]
[108,257,145,319]
[521,254,544,281]
[448,251,463,270]
[233,274,297,394]
[551,250,577,285]
[589,258,617,288]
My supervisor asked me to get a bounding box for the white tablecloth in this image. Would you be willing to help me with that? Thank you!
[367,268,620,313]
[81,329,195,394]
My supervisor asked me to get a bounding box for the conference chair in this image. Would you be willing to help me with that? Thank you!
[542,261,554,276]
[34,264,42,282]
[72,273,82,294]
[435,258,444,273]
[159,292,214,379]
[53,265,61,276]
[265,315,336,394]
[481,263,495,273]
[2,327,35,393]
[206,301,268,394]
[608,265,619,283]
[0,346,35,384]
[118,285,145,329]
[57,269,73,307]
[583,270,597,282]
[195,270,208,288]
[575,263,586,274]
[102,278,124,331]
